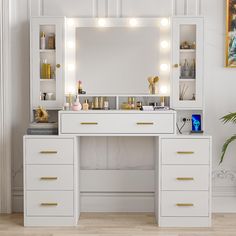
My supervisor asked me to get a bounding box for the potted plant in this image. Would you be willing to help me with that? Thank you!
[220,112,236,164]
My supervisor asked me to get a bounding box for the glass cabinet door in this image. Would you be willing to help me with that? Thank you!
[31,17,64,110]
[172,17,203,109]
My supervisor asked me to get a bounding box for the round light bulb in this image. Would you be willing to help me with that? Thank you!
[68,64,75,71]
[160,40,169,49]
[67,19,74,27]
[160,18,169,27]
[98,18,106,27]
[160,63,169,71]
[129,18,138,27]
[67,41,75,49]
[160,85,168,94]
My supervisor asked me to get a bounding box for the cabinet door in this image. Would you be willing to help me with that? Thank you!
[172,17,203,109]
[31,17,64,110]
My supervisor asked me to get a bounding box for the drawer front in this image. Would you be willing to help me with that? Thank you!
[25,138,74,164]
[161,165,209,191]
[60,113,174,134]
[26,165,73,190]
[161,191,209,217]
[26,191,73,216]
[161,138,210,165]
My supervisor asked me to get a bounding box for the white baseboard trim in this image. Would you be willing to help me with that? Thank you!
[12,186,236,213]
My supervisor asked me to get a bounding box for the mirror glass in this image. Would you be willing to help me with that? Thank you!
[76,27,160,94]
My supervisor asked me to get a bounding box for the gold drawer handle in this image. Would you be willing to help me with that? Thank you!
[40,177,58,180]
[80,122,98,125]
[40,203,58,206]
[56,64,61,68]
[177,151,194,154]
[176,203,194,207]
[176,177,194,181]
[136,122,154,125]
[173,64,179,68]
[40,151,58,154]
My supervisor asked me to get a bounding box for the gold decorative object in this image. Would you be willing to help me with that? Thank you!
[148,76,159,94]
[35,106,49,123]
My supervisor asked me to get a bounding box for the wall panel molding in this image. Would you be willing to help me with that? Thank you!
[0,0,12,213]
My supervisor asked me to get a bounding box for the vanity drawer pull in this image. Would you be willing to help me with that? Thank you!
[40,151,58,154]
[56,64,61,68]
[173,64,179,68]
[176,177,194,181]
[80,122,98,125]
[136,122,154,125]
[176,151,194,154]
[176,203,194,207]
[40,203,58,206]
[40,177,58,180]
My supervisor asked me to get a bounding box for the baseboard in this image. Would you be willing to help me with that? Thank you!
[12,186,236,213]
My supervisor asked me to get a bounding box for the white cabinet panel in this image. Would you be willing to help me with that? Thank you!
[186,0,198,15]
[43,0,95,17]
[121,0,173,16]
[175,0,186,15]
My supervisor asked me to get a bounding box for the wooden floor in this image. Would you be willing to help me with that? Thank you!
[0,213,236,236]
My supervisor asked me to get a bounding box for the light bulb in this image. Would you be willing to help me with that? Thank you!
[67,41,75,49]
[67,19,74,27]
[160,18,169,27]
[98,18,106,27]
[68,64,75,71]
[160,63,169,71]
[160,85,168,94]
[160,40,169,49]
[129,18,138,27]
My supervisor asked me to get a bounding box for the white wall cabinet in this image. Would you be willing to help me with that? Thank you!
[31,17,65,110]
[172,17,204,109]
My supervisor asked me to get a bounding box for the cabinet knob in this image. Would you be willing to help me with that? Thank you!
[56,64,61,68]
[173,64,179,68]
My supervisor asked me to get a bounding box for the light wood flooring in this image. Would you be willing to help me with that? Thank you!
[0,213,236,236]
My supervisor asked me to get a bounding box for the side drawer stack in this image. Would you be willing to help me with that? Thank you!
[157,136,212,227]
[24,136,78,226]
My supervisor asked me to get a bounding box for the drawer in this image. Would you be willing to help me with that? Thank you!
[161,138,210,165]
[161,165,209,190]
[25,138,74,164]
[26,165,73,190]
[161,191,209,217]
[26,191,73,216]
[60,113,174,134]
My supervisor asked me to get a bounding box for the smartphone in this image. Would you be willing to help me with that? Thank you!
[192,114,202,132]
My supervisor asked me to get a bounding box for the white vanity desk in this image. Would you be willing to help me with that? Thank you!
[24,110,211,227]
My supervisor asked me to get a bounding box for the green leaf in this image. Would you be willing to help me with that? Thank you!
[219,134,236,164]
[221,112,236,124]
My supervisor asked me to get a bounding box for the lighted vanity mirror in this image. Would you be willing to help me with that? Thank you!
[75,24,169,94]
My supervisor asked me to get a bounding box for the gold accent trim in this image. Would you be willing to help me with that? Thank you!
[176,151,194,154]
[173,64,179,68]
[40,151,58,154]
[176,177,194,181]
[80,122,98,125]
[40,177,58,180]
[56,64,61,68]
[176,203,194,207]
[136,122,154,125]
[40,203,58,206]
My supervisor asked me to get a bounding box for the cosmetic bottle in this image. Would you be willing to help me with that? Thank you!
[72,95,82,111]
[40,32,46,49]
[82,99,89,110]
[78,80,83,94]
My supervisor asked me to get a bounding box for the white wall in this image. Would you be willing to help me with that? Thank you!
[11,0,236,212]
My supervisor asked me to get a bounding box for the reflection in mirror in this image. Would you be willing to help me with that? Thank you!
[76,27,161,94]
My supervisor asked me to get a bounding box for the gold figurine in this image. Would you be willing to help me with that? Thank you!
[148,76,159,94]
[35,106,49,123]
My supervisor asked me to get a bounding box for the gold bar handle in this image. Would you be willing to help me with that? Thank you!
[40,177,58,180]
[173,64,179,68]
[80,122,98,125]
[40,151,58,154]
[136,122,154,125]
[176,203,194,207]
[40,203,58,206]
[176,177,194,181]
[177,151,194,154]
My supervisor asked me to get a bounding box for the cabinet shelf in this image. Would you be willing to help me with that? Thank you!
[40,79,56,82]
[180,49,196,53]
[39,49,56,53]
[179,78,195,82]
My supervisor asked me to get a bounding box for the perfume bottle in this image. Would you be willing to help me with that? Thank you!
[190,59,196,78]
[181,59,190,78]
[40,32,46,49]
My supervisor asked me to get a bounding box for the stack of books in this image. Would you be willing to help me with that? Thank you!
[27,122,58,135]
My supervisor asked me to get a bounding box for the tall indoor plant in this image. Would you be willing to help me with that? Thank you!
[220,112,236,164]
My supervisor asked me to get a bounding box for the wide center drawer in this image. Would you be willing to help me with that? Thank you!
[60,113,175,134]
[161,191,209,217]
[161,138,210,165]
[25,138,74,164]
[161,165,209,190]
[26,191,74,217]
[26,165,74,190]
